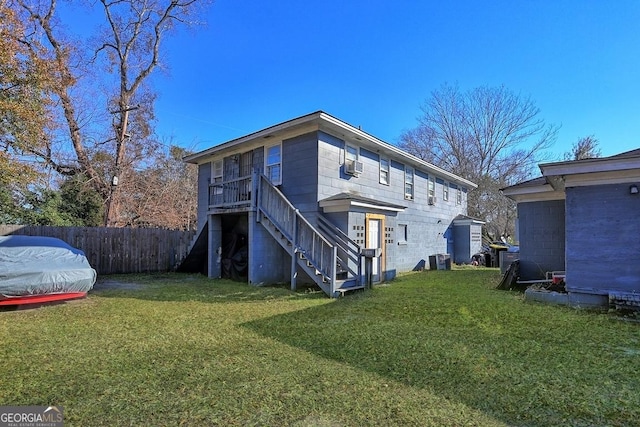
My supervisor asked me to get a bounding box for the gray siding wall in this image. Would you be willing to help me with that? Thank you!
[280,132,319,216]
[278,132,321,284]
[316,131,467,274]
[452,223,483,264]
[517,200,565,280]
[453,224,471,263]
[196,128,473,285]
[197,163,211,230]
[566,184,640,294]
[384,215,398,279]
[252,146,265,175]
[248,210,290,285]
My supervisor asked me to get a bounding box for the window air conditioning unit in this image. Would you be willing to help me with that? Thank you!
[428,195,437,205]
[345,160,364,176]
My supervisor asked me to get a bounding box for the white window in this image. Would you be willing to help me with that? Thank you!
[379,157,389,185]
[404,166,414,200]
[346,144,358,162]
[398,224,408,245]
[443,181,449,201]
[265,143,282,185]
[457,187,463,205]
[211,159,223,195]
[428,175,435,199]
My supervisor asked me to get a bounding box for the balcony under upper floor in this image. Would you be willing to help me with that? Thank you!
[209,175,254,212]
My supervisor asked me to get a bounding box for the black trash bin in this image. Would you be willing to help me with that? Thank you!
[428,255,437,270]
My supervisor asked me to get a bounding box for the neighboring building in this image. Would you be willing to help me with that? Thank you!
[502,149,640,308]
[182,111,477,297]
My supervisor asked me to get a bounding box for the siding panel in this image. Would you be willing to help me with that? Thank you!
[517,200,565,280]
[317,131,468,273]
[566,184,640,293]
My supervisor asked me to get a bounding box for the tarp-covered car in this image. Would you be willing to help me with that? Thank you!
[0,235,96,305]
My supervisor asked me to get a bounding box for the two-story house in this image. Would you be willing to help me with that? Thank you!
[182,111,478,297]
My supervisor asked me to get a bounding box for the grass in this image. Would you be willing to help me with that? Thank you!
[1,269,639,426]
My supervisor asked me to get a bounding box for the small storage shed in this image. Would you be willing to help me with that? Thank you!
[451,215,484,264]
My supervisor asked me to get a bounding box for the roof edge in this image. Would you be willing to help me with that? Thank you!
[183,111,477,189]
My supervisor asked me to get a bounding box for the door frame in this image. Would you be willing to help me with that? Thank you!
[365,213,386,282]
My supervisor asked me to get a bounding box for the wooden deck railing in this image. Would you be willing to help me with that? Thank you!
[209,176,252,208]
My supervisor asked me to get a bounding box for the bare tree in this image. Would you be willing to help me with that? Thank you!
[399,83,558,240]
[8,0,208,226]
[564,135,601,161]
[118,145,197,230]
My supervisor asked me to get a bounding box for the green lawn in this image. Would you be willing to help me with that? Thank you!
[1,270,639,426]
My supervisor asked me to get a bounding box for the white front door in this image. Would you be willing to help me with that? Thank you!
[365,214,385,282]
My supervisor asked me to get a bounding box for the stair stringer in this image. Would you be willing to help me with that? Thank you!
[257,213,334,297]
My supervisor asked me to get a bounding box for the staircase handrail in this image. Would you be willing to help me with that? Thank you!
[317,215,361,281]
[257,174,336,293]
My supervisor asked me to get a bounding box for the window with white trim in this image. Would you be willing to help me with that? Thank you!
[211,159,223,195]
[398,224,408,245]
[457,187,463,205]
[346,144,358,162]
[266,143,282,185]
[443,181,449,201]
[404,166,414,200]
[379,157,390,185]
[428,175,435,199]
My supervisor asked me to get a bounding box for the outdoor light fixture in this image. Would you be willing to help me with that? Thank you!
[630,184,638,195]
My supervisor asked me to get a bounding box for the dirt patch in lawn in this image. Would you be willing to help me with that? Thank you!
[93,278,145,291]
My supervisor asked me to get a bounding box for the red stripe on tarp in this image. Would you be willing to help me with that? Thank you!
[0,292,87,306]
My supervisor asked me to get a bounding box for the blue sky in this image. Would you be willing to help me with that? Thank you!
[148,1,640,158]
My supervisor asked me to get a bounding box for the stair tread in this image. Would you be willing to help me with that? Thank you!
[258,198,361,298]
[335,284,366,295]
[336,281,362,289]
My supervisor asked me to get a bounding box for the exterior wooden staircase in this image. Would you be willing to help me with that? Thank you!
[316,215,364,294]
[256,175,362,297]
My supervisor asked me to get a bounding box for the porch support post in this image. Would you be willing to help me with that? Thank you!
[252,169,260,212]
[290,210,298,291]
[207,214,222,278]
[331,246,338,296]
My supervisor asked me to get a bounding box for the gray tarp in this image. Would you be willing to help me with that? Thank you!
[0,235,96,297]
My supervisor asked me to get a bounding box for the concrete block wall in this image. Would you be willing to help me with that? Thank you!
[280,132,319,215]
[517,199,565,280]
[566,183,640,294]
[248,211,289,285]
[316,131,467,274]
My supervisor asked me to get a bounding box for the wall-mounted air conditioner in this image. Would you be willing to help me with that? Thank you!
[345,160,364,176]
[428,195,437,205]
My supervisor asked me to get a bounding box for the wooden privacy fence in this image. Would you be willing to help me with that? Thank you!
[0,225,196,275]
